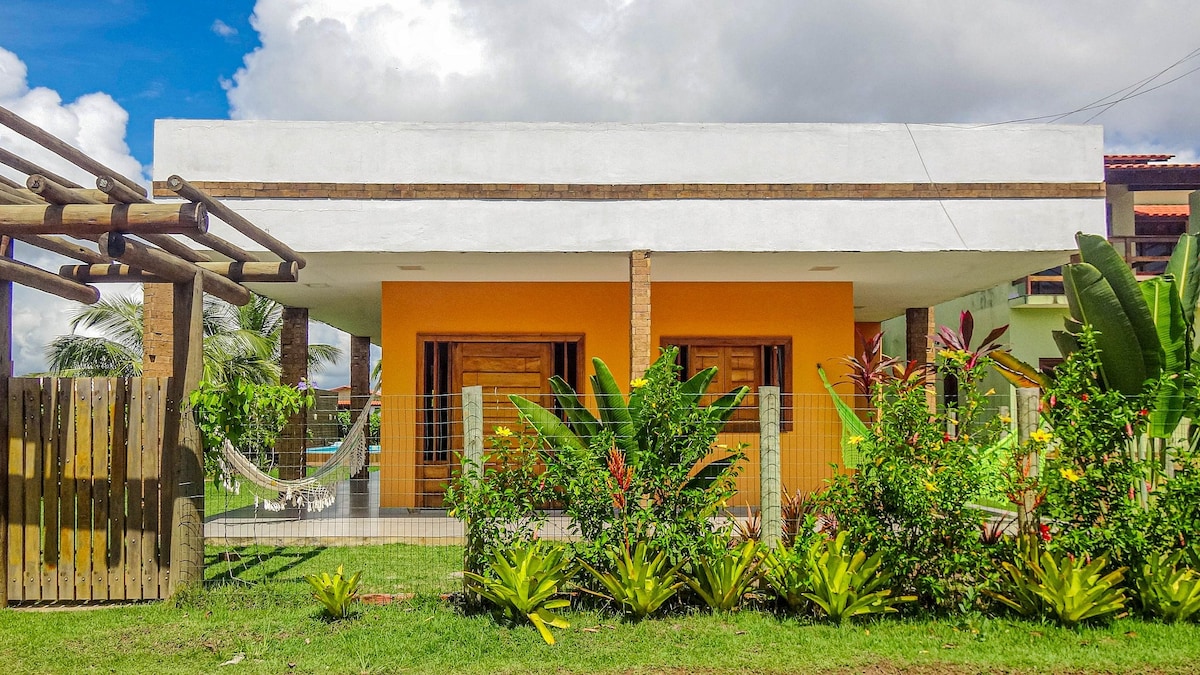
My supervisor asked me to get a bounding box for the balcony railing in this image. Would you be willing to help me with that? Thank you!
[1014,234,1179,298]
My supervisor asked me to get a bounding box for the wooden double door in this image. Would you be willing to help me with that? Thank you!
[417,337,580,507]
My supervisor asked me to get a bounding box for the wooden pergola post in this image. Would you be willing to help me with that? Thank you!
[0,236,9,608]
[164,275,205,596]
[350,335,371,480]
[278,307,309,481]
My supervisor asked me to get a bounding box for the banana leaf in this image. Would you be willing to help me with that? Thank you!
[1075,232,1164,378]
[706,386,751,423]
[991,351,1049,389]
[1062,262,1150,395]
[549,375,601,442]
[1164,232,1200,327]
[680,366,718,406]
[684,453,741,491]
[589,357,637,455]
[817,366,870,469]
[1140,276,1187,374]
[510,394,585,450]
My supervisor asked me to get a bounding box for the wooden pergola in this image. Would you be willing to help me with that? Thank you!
[0,104,308,605]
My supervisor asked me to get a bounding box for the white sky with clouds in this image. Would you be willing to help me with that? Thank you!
[5,0,1200,385]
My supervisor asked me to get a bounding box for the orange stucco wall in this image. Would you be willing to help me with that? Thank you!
[379,281,631,507]
[652,282,855,503]
[379,280,855,509]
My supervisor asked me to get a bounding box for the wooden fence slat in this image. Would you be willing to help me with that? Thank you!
[0,375,6,609]
[155,378,171,598]
[73,379,92,599]
[56,377,75,601]
[6,378,24,601]
[89,380,109,599]
[124,378,144,600]
[141,379,160,597]
[107,378,127,600]
[40,378,59,600]
[22,381,42,600]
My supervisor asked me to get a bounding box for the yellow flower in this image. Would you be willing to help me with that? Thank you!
[999,415,1012,425]
[1060,468,1082,483]
[494,426,514,437]
[1030,429,1052,444]
[630,378,649,389]
[848,435,865,445]
[938,349,958,360]
[924,480,939,492]
[984,388,996,397]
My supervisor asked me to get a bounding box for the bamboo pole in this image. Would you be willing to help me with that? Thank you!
[61,261,299,283]
[167,176,307,268]
[98,233,249,306]
[0,105,145,197]
[0,174,22,190]
[0,255,99,303]
[0,203,208,236]
[0,147,82,189]
[0,185,42,205]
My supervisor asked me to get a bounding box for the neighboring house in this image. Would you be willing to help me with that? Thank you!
[153,122,1104,509]
[882,154,1200,401]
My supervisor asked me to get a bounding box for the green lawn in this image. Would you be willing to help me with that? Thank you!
[1,544,1198,674]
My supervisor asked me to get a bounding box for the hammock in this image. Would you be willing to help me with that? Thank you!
[218,393,377,512]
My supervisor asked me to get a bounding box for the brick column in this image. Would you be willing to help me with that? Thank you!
[905,307,936,410]
[278,306,309,481]
[142,282,175,377]
[630,250,652,378]
[350,335,371,480]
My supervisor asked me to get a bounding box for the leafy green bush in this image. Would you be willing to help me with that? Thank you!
[444,427,549,574]
[462,541,577,645]
[821,318,1008,610]
[1134,550,1200,623]
[304,565,362,619]
[580,541,684,620]
[988,550,1127,628]
[510,347,748,567]
[189,378,314,479]
[802,533,914,623]
[684,541,762,612]
[760,541,810,612]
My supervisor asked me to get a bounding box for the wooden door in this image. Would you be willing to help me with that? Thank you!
[417,341,554,507]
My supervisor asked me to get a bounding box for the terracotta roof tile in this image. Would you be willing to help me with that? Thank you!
[1105,154,1174,164]
[1134,205,1190,218]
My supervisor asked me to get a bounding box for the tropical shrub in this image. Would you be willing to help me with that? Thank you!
[820,315,1009,610]
[510,347,748,567]
[444,426,549,574]
[802,532,914,623]
[580,541,684,620]
[988,550,1127,628]
[304,565,362,619]
[189,378,315,480]
[1133,550,1200,623]
[760,541,811,612]
[685,541,762,612]
[462,541,577,645]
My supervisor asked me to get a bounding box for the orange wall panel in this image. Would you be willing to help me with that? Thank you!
[379,281,630,507]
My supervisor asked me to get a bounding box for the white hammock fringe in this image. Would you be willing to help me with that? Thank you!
[218,394,375,512]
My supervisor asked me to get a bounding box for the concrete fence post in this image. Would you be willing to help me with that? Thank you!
[758,386,782,548]
[1015,387,1040,545]
[461,385,485,587]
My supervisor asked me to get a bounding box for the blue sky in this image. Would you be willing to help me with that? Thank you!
[0,0,256,167]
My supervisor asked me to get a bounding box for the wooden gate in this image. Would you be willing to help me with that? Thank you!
[2,377,172,602]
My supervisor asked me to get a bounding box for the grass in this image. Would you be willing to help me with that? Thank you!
[2,544,1198,674]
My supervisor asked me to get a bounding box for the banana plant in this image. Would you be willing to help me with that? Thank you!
[999,232,1199,439]
[510,348,749,488]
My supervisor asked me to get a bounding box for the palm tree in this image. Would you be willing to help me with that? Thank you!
[46,293,342,384]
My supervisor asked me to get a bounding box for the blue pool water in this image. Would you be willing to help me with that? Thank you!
[308,443,382,454]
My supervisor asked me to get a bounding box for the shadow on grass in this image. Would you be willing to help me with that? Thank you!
[204,546,324,587]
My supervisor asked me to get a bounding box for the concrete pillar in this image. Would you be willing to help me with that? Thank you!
[1189,190,1200,235]
[630,250,652,378]
[278,306,309,480]
[350,335,372,480]
[1015,387,1041,547]
[1107,184,1135,237]
[758,386,782,548]
[462,385,484,580]
[142,283,175,377]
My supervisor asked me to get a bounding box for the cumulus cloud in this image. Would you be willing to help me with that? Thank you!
[0,46,143,375]
[225,0,1200,153]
